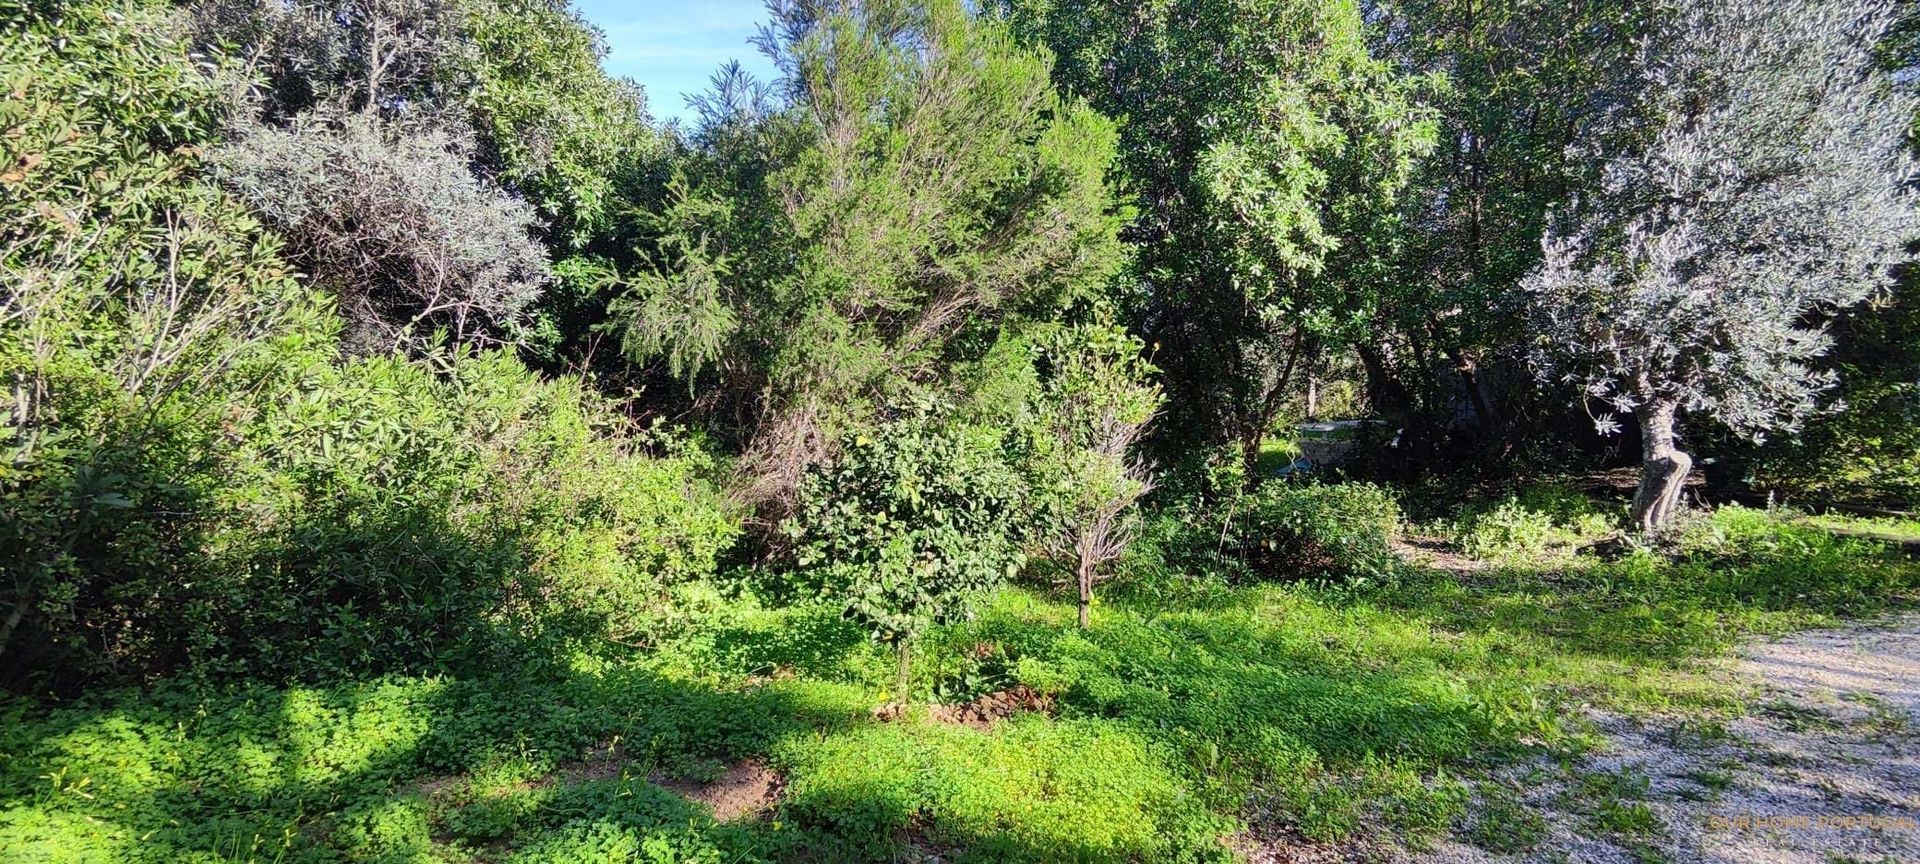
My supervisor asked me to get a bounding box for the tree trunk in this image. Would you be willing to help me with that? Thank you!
[1447,348,1495,430]
[1076,557,1094,629]
[1632,399,1692,532]
[0,597,26,660]
[894,640,913,703]
[1240,431,1263,491]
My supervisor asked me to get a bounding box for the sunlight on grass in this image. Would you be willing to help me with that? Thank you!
[3,506,1914,862]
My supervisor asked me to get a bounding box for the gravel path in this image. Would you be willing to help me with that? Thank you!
[1428,615,1920,864]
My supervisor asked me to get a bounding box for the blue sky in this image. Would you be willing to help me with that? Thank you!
[573,1,780,125]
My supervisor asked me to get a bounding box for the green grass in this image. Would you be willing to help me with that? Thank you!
[1806,512,1920,543]
[1254,438,1303,475]
[1462,785,1548,854]
[2,507,1914,863]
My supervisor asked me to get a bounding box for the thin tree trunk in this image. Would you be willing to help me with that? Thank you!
[1447,348,1495,429]
[0,597,27,660]
[894,640,913,703]
[1242,328,1308,491]
[1240,432,1263,490]
[1632,398,1692,532]
[1077,557,1093,629]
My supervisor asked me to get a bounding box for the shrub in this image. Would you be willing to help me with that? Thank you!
[785,401,1033,695]
[193,349,739,680]
[1452,485,1619,563]
[1,0,735,689]
[1022,321,1163,627]
[1,0,325,686]
[207,112,552,350]
[1229,482,1403,583]
[1128,482,1406,585]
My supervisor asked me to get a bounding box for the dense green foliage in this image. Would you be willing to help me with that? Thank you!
[787,402,1032,669]
[615,0,1124,504]
[0,0,730,690]
[1142,482,1405,586]
[5,0,1919,860]
[4,504,1912,862]
[999,0,1438,483]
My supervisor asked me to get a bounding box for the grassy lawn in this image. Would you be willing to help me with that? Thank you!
[1805,512,1920,545]
[3,507,1914,863]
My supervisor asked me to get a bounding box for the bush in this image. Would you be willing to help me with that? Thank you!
[1146,482,1404,585]
[1452,484,1619,562]
[8,328,739,688]
[1231,482,1403,583]
[1,0,322,686]
[1,0,736,689]
[784,401,1033,689]
[207,112,552,350]
[190,349,739,680]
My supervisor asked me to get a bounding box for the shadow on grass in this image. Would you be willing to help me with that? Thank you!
[1,655,1192,863]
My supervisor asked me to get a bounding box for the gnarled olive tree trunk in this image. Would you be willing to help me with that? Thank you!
[1631,398,1692,532]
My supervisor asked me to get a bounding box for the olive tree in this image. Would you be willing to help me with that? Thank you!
[1526,0,1920,531]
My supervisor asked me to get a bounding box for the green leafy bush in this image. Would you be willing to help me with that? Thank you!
[1207,482,1404,583]
[786,401,1033,691]
[1,0,327,686]
[0,0,737,689]
[1452,485,1619,562]
[192,349,739,680]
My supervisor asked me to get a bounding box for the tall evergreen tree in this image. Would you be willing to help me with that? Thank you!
[614,0,1125,506]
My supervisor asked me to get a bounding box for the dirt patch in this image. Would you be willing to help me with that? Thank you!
[651,760,782,822]
[413,774,465,797]
[875,686,1056,730]
[1393,536,1492,574]
[566,738,629,783]
[1230,824,1404,863]
[1427,614,1920,864]
[930,685,1055,729]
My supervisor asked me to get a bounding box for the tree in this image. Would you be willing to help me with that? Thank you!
[1525,0,1920,531]
[1028,323,1161,628]
[1361,0,1653,472]
[997,0,1437,488]
[614,0,1124,507]
[208,114,551,350]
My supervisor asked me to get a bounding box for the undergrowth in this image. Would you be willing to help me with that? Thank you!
[1,507,1913,863]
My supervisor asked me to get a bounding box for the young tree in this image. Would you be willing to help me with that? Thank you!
[1028,324,1162,628]
[997,0,1437,487]
[1526,0,1919,531]
[786,401,1031,701]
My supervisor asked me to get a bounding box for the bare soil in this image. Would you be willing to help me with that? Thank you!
[874,685,1057,730]
[651,760,782,822]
